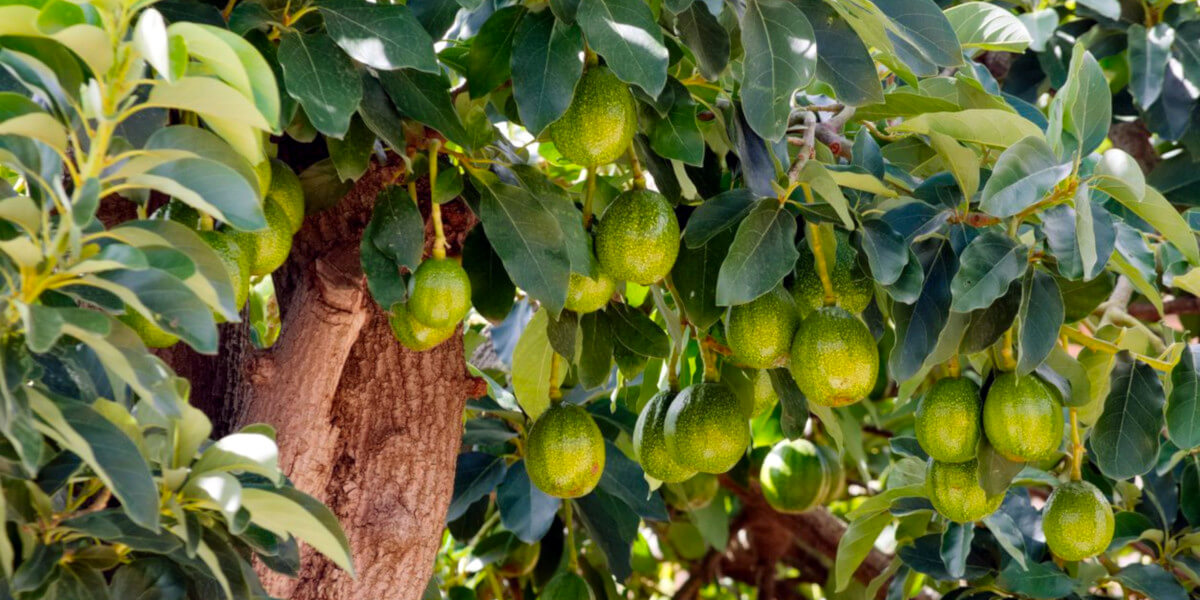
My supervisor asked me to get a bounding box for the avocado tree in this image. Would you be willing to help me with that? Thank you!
[2,0,1200,599]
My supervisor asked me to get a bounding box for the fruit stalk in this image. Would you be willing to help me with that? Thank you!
[582,167,597,229]
[429,140,447,260]
[806,222,837,306]
[627,148,645,190]
[563,500,579,573]
[549,353,562,400]
[1069,407,1083,481]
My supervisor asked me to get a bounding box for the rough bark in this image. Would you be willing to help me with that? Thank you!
[163,158,483,600]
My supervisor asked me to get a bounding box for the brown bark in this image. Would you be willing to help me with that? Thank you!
[163,158,484,600]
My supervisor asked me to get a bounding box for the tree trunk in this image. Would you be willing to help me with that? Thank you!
[163,160,483,600]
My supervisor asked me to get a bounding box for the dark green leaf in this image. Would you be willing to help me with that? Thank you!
[873,0,962,70]
[277,31,362,138]
[890,239,955,382]
[669,227,732,330]
[102,267,218,354]
[447,452,507,522]
[675,3,728,81]
[547,310,578,359]
[982,511,1027,569]
[467,6,525,98]
[510,10,584,135]
[996,561,1073,599]
[796,0,882,105]
[608,303,669,359]
[979,136,1071,218]
[1090,353,1165,480]
[63,510,180,554]
[949,231,1028,313]
[326,114,374,181]
[598,440,668,521]
[133,157,265,231]
[576,0,668,96]
[977,437,1023,496]
[1016,270,1063,375]
[496,460,560,543]
[682,190,757,249]
[716,200,799,306]
[1167,345,1200,450]
[939,522,973,579]
[542,571,591,600]
[109,558,187,600]
[319,0,438,72]
[11,543,61,592]
[360,223,406,309]
[378,68,471,149]
[858,219,909,287]
[649,87,703,166]
[960,280,1019,353]
[462,226,516,322]
[1127,24,1173,108]
[370,186,424,271]
[739,0,816,141]
[578,311,614,388]
[1113,564,1188,600]
[575,489,639,581]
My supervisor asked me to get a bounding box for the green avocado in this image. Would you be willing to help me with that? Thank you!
[266,159,305,234]
[197,230,250,313]
[594,190,680,285]
[226,198,293,277]
[1042,480,1114,561]
[633,390,697,483]
[408,258,472,329]
[792,231,873,316]
[927,458,1003,523]
[721,363,780,419]
[759,438,828,513]
[525,403,606,499]
[789,306,878,407]
[565,264,616,314]
[983,373,1064,462]
[725,286,800,369]
[664,382,749,474]
[388,302,456,351]
[119,309,179,349]
[663,473,720,510]
[549,67,636,166]
[915,377,982,463]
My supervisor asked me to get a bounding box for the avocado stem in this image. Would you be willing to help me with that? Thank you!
[946,355,960,378]
[582,166,597,229]
[700,341,720,383]
[564,500,580,573]
[1069,408,1083,481]
[549,353,562,401]
[429,140,447,260]
[1000,329,1016,371]
[806,222,837,306]
[627,147,645,190]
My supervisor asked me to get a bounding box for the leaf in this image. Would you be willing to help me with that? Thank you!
[675,3,729,81]
[982,511,1027,569]
[129,157,266,231]
[598,441,668,521]
[510,10,583,135]
[739,0,816,141]
[669,227,731,330]
[1167,345,1200,449]
[467,6,525,98]
[578,311,614,389]
[1113,564,1189,600]
[835,510,891,591]
[277,31,362,138]
[512,309,562,420]
[939,522,974,579]
[927,132,979,202]
[318,0,438,72]
[166,22,281,131]
[682,190,758,249]
[27,390,159,530]
[239,487,354,575]
[1093,148,1146,205]
[1127,24,1173,108]
[378,68,471,149]
[462,226,516,322]
[890,239,956,382]
[1061,44,1111,156]
[608,303,669,359]
[873,0,963,70]
[949,231,1028,313]
[1108,186,1199,267]
[715,200,799,306]
[100,267,218,354]
[979,136,1071,218]
[649,90,704,166]
[496,460,560,543]
[996,561,1074,599]
[448,452,507,522]
[369,186,424,271]
[1016,270,1063,375]
[858,218,909,286]
[191,432,281,486]
[944,2,1031,53]
[893,109,1043,148]
[576,0,668,96]
[1090,353,1165,480]
[475,176,570,315]
[795,0,881,105]
[574,489,639,581]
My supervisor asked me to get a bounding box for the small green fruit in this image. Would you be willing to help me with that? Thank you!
[388,303,456,351]
[408,258,472,329]
[119,309,179,349]
[721,364,779,419]
[565,266,616,314]
[197,230,251,312]
[983,373,1064,462]
[266,159,305,234]
[915,377,982,463]
[664,382,749,474]
[760,438,828,513]
[549,67,636,166]
[791,231,873,316]
[227,198,293,277]
[525,403,606,499]
[595,190,680,285]
[725,286,799,369]
[789,306,878,407]
[633,391,697,484]
[664,473,720,510]
[818,444,845,504]
[1042,480,1114,561]
[927,459,1003,523]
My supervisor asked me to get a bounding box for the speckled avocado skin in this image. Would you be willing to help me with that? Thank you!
[663,382,749,474]
[388,303,455,351]
[792,231,873,316]
[550,67,636,166]
[594,190,680,285]
[725,286,799,369]
[789,306,878,407]
[633,391,696,483]
[983,373,1064,462]
[760,439,827,513]
[565,264,616,314]
[927,459,1003,523]
[525,404,606,499]
[1042,480,1114,560]
[915,377,982,463]
[408,258,472,329]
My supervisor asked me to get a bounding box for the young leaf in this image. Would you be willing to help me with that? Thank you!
[1061,45,1111,156]
[944,2,1031,54]
[239,487,355,575]
[512,309,561,420]
[835,510,891,591]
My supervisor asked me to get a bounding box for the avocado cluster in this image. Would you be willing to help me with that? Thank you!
[633,381,750,479]
[124,160,304,348]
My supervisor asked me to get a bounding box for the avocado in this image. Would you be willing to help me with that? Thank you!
[663,382,749,474]
[408,257,472,329]
[594,190,680,285]
[549,67,636,166]
[791,230,873,316]
[915,377,982,463]
[759,438,828,513]
[927,458,1003,523]
[725,286,799,369]
[633,390,697,483]
[789,306,878,407]
[1042,480,1114,561]
[983,373,1064,462]
[525,403,606,499]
